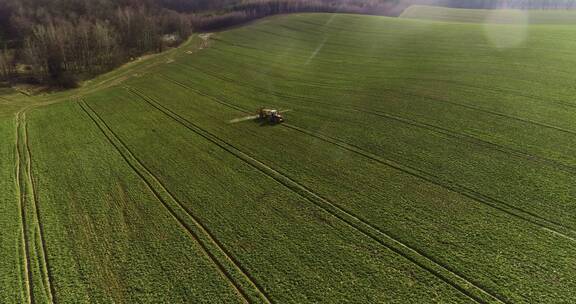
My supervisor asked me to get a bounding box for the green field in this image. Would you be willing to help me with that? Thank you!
[401,5,576,24]
[2,10,576,303]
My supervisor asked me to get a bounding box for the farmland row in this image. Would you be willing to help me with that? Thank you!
[187,57,576,169]
[78,99,270,304]
[188,45,576,135]
[0,115,29,303]
[127,86,502,304]
[14,114,30,304]
[123,70,576,303]
[170,62,576,173]
[256,15,576,57]
[156,74,576,241]
[198,52,576,134]
[15,111,55,304]
[199,39,571,101]
[25,101,248,303]
[156,64,576,233]
[192,45,576,127]
[5,12,576,303]
[211,19,576,121]
[85,86,475,303]
[177,41,576,134]
[220,22,576,80]
[169,44,570,223]
[400,5,576,24]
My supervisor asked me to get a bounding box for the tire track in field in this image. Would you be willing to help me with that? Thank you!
[157,75,576,242]
[12,97,66,304]
[215,35,573,90]
[176,63,576,175]
[127,87,506,304]
[192,61,574,170]
[1,95,13,102]
[392,77,576,110]
[197,67,576,176]
[209,38,372,75]
[395,89,576,137]
[22,112,57,304]
[292,18,394,35]
[252,27,576,89]
[15,112,32,304]
[281,123,576,241]
[78,100,270,304]
[16,110,57,304]
[184,46,354,87]
[179,62,576,175]
[201,44,576,113]
[183,60,576,139]
[363,109,576,174]
[180,52,571,122]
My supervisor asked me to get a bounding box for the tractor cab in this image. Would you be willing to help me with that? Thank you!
[258,108,284,124]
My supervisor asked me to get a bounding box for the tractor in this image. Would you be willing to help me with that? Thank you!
[257,108,284,124]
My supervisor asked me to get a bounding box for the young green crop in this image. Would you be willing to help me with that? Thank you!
[123,69,576,303]
[83,87,477,303]
[25,102,246,303]
[2,11,576,303]
[401,5,576,24]
[0,118,23,303]
[115,13,576,302]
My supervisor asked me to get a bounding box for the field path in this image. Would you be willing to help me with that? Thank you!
[78,100,271,304]
[22,112,57,304]
[128,87,507,304]
[15,109,57,304]
[157,74,576,242]
[14,112,32,304]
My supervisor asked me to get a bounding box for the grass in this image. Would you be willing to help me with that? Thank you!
[26,101,247,303]
[82,87,476,303]
[400,5,576,24]
[2,11,576,303]
[0,117,22,303]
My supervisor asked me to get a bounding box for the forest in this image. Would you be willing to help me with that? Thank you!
[2,0,576,87]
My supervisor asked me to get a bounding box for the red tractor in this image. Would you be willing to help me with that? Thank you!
[258,108,284,124]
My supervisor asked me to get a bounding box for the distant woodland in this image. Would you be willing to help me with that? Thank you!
[1,0,575,87]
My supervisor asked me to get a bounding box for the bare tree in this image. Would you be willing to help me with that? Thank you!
[0,47,15,80]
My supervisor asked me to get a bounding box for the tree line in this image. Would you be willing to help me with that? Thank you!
[0,0,193,87]
[190,0,403,31]
[2,0,576,88]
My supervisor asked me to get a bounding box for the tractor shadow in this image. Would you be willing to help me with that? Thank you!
[250,118,282,127]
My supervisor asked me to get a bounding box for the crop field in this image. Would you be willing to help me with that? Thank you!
[401,5,576,24]
[2,10,576,304]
